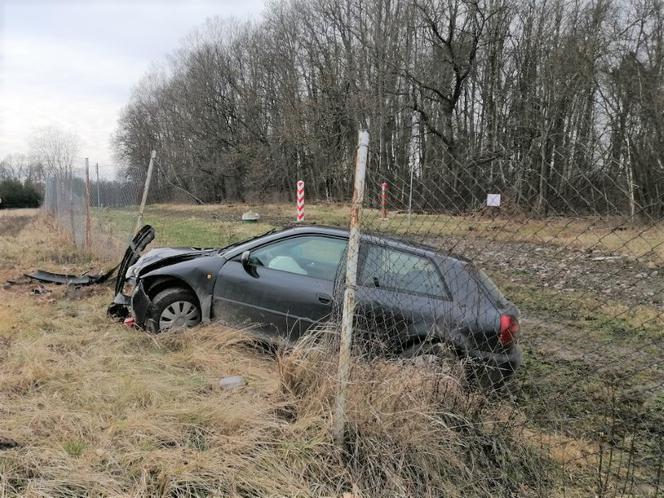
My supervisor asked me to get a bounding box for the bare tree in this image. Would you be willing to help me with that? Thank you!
[29,126,79,178]
[112,0,664,216]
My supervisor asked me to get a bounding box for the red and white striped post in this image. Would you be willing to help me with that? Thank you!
[296,180,305,222]
[380,182,388,219]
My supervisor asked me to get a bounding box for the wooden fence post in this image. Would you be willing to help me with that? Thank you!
[134,150,156,235]
[333,130,369,446]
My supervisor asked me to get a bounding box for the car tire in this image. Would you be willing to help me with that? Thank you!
[149,287,201,333]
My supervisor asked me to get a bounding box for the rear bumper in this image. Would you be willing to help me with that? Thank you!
[466,344,522,387]
[468,345,522,371]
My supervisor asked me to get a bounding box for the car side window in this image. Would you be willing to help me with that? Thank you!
[251,236,347,281]
[359,244,450,299]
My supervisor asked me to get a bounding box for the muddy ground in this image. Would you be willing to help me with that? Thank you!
[427,233,664,309]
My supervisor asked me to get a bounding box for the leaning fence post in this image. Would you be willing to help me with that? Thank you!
[333,129,369,446]
[84,158,91,249]
[134,150,156,235]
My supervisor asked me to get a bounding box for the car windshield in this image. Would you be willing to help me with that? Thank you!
[218,228,279,253]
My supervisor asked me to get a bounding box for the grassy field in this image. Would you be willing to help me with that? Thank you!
[92,203,664,262]
[0,206,662,496]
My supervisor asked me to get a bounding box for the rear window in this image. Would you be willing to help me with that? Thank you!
[474,268,508,307]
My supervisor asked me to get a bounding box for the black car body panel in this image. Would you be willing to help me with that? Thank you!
[120,225,522,374]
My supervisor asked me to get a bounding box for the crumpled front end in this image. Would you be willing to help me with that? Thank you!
[108,225,156,321]
[130,280,158,332]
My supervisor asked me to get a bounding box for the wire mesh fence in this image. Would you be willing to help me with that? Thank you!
[39,138,663,496]
[42,162,145,259]
[329,132,664,497]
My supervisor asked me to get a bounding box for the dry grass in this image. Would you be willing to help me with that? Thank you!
[277,328,551,497]
[0,210,560,497]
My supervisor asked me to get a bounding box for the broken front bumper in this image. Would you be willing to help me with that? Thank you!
[130,280,161,333]
[107,225,156,321]
[132,281,150,327]
[108,279,158,332]
[107,292,131,320]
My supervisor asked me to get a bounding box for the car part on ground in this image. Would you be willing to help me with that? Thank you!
[22,225,155,295]
[25,266,118,286]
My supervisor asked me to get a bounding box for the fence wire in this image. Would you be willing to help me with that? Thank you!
[332,137,664,497]
[42,163,146,259]
[40,143,663,497]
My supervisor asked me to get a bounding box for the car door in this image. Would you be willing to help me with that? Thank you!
[212,235,347,339]
[354,243,454,353]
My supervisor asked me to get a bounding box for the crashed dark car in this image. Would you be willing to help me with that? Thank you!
[114,225,522,382]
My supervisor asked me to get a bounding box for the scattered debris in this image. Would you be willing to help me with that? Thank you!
[590,256,623,262]
[25,267,117,286]
[64,285,100,300]
[4,276,37,290]
[241,212,260,223]
[0,437,19,450]
[31,285,50,295]
[219,376,246,390]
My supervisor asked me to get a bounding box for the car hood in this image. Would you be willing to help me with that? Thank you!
[128,247,218,277]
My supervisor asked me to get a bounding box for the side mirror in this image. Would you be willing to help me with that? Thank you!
[241,250,258,277]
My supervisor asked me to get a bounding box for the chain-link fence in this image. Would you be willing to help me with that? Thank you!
[319,131,663,497]
[42,161,145,259]
[40,140,663,496]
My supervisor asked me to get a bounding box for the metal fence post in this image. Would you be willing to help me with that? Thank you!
[84,158,92,249]
[96,162,101,208]
[134,150,156,235]
[333,129,369,446]
[68,168,76,245]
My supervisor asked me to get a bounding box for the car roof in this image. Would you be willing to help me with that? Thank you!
[274,224,471,263]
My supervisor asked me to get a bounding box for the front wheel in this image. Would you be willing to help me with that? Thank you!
[149,287,201,332]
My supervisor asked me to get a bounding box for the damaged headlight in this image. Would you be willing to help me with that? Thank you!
[122,277,137,296]
[123,263,142,296]
[125,264,139,279]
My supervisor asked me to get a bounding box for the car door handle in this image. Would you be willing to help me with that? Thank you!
[317,293,332,304]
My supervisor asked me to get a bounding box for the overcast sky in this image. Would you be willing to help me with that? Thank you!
[0,0,265,177]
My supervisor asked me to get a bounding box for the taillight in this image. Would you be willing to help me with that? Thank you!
[499,314,520,345]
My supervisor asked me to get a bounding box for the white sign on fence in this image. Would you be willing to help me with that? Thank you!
[487,193,501,207]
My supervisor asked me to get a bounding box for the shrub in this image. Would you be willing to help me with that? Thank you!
[0,179,42,208]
